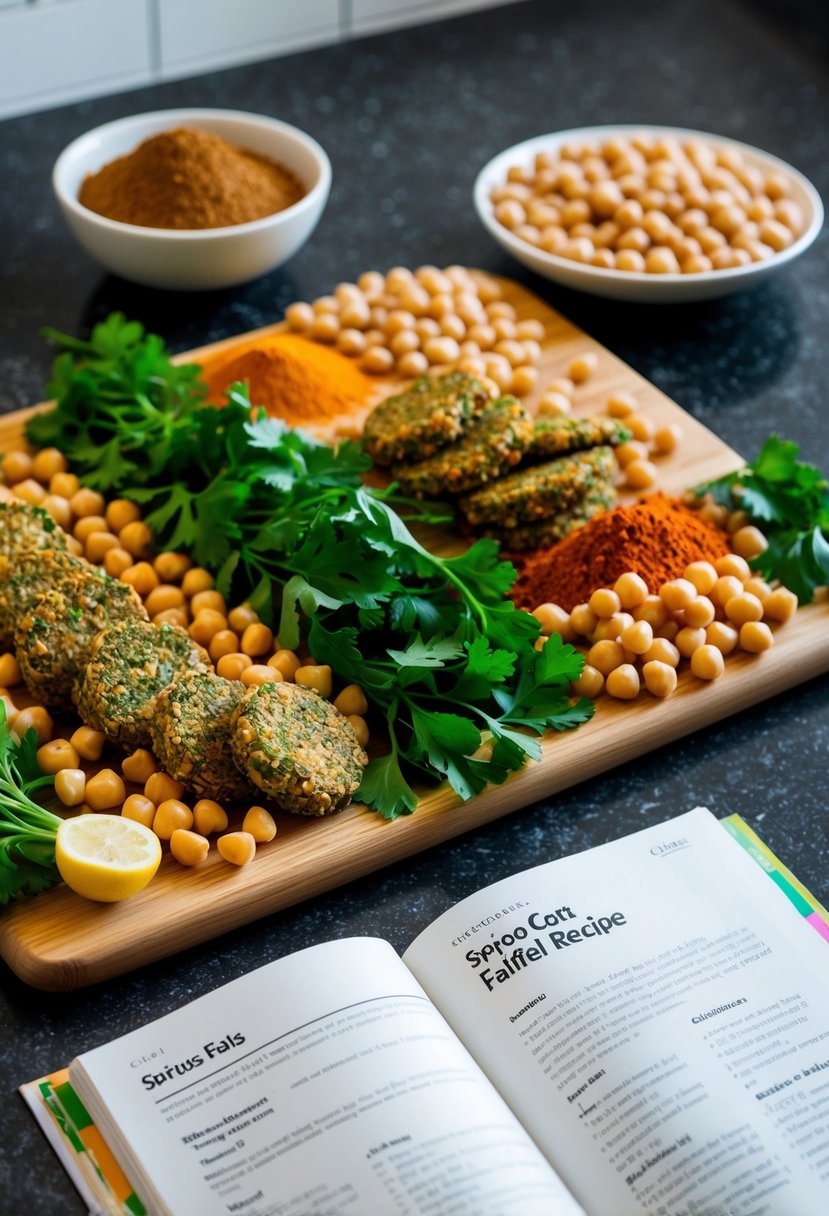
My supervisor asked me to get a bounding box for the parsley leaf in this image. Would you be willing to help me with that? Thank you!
[0,703,62,904]
[696,435,829,602]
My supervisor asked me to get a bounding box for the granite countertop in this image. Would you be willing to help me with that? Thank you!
[0,1,827,1209]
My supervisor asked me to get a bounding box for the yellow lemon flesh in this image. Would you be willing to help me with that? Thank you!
[55,814,162,902]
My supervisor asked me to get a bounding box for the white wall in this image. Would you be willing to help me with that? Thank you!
[0,0,523,121]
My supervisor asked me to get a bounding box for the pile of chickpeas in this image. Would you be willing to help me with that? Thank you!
[0,445,371,873]
[491,132,805,274]
[531,526,800,701]
[284,264,546,397]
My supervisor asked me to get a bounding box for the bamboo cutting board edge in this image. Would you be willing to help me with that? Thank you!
[1,279,824,990]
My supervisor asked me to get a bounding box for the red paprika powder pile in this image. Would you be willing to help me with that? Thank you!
[511,493,731,612]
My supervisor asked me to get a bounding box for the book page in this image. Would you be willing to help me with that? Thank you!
[404,809,829,1216]
[71,937,584,1216]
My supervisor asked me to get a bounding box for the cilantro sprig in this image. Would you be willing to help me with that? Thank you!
[696,436,829,603]
[0,704,61,903]
[27,316,594,818]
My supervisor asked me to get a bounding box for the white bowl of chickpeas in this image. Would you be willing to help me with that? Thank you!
[474,125,823,302]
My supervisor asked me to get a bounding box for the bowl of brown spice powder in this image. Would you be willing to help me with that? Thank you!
[53,108,332,290]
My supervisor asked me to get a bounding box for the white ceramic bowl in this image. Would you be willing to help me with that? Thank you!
[474,125,823,303]
[53,108,332,291]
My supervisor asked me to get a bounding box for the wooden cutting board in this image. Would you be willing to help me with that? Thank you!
[1,280,827,991]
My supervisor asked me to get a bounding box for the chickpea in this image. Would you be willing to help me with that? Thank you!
[73,514,108,544]
[154,607,189,628]
[55,768,87,807]
[714,553,751,580]
[12,478,47,506]
[606,664,640,700]
[11,706,53,745]
[154,799,194,840]
[0,653,21,686]
[85,768,126,811]
[104,546,134,578]
[243,806,278,843]
[208,630,240,662]
[684,561,718,595]
[120,561,159,597]
[217,832,257,866]
[659,578,697,612]
[190,589,226,616]
[361,346,395,374]
[121,794,156,829]
[620,619,653,655]
[682,595,716,629]
[612,571,648,609]
[119,520,153,558]
[711,574,745,610]
[170,829,210,867]
[333,684,369,717]
[194,799,229,835]
[531,602,573,639]
[70,487,106,518]
[295,665,333,699]
[642,660,678,698]
[568,352,599,383]
[606,391,638,418]
[660,619,681,643]
[216,653,253,681]
[285,301,314,330]
[510,366,539,396]
[571,664,604,698]
[690,644,725,681]
[763,586,798,623]
[144,585,186,617]
[122,749,158,784]
[587,639,625,675]
[227,603,258,633]
[2,450,33,483]
[614,440,650,468]
[104,499,141,533]
[49,471,80,498]
[145,771,186,805]
[739,621,774,653]
[724,592,764,626]
[642,637,680,667]
[37,738,80,774]
[633,595,670,630]
[182,568,214,598]
[268,649,301,681]
[625,458,658,490]
[241,664,283,687]
[568,605,593,642]
[730,525,768,560]
[85,531,121,563]
[41,494,73,530]
[675,626,707,658]
[537,392,572,418]
[594,613,631,642]
[652,424,683,455]
[189,610,228,646]
[240,623,274,658]
[69,725,105,761]
[705,621,739,655]
[398,351,430,378]
[154,551,192,583]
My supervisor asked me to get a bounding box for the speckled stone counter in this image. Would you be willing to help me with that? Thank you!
[1,2,827,1210]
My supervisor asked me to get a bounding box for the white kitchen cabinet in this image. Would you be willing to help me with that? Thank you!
[0,0,151,119]
[157,0,341,78]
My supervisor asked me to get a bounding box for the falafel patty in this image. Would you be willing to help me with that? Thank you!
[478,488,616,551]
[14,571,148,706]
[362,371,490,466]
[528,416,631,460]
[459,446,618,529]
[150,671,253,801]
[0,504,69,649]
[393,396,535,498]
[230,682,368,816]
[75,619,213,749]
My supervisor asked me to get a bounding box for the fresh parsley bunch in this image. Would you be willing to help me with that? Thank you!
[696,436,829,603]
[0,704,61,903]
[28,316,594,819]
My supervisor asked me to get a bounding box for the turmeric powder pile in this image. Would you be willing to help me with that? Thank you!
[79,127,305,230]
[200,332,376,424]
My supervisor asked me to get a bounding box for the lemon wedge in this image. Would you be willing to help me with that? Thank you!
[55,814,161,902]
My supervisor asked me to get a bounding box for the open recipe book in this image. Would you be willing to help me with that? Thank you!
[22,809,829,1216]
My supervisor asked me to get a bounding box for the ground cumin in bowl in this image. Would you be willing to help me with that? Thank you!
[53,108,331,290]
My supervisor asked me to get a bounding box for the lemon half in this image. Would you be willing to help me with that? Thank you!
[55,814,162,902]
